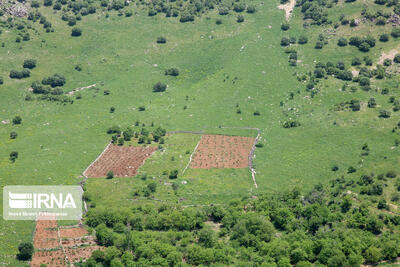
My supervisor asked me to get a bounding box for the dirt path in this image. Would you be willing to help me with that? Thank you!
[67,83,96,96]
[278,0,296,20]
[377,49,398,65]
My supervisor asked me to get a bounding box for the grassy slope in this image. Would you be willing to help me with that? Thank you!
[0,0,400,264]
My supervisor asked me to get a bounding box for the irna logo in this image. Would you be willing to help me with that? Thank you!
[8,192,76,209]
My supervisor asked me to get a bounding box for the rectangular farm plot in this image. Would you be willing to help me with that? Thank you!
[190,135,255,169]
[84,144,157,178]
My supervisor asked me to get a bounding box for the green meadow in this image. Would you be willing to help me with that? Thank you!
[0,0,400,264]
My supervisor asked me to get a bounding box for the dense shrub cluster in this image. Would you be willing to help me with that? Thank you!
[81,176,400,266]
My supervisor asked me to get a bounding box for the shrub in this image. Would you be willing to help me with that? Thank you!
[347,166,356,173]
[156,37,167,44]
[351,57,361,66]
[71,27,82,37]
[219,7,229,15]
[180,13,195,23]
[153,82,167,92]
[394,54,400,63]
[0,77,3,85]
[368,98,376,108]
[379,109,391,118]
[358,42,370,52]
[237,15,244,23]
[106,171,114,179]
[253,110,260,116]
[42,74,66,87]
[337,37,347,46]
[12,116,22,125]
[138,106,145,111]
[379,33,389,42]
[110,107,115,113]
[281,37,290,46]
[246,5,256,13]
[10,132,18,139]
[383,58,392,66]
[165,68,179,76]
[391,28,400,38]
[9,69,30,79]
[169,169,178,179]
[43,0,53,6]
[23,59,37,69]
[10,151,18,162]
[17,242,33,260]
[281,23,290,31]
[298,35,308,44]
[386,171,397,178]
[216,19,222,25]
[315,41,323,49]
[233,2,246,12]
[148,9,157,16]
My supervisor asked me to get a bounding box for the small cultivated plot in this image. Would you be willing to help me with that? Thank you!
[31,217,103,266]
[83,144,157,178]
[190,134,255,169]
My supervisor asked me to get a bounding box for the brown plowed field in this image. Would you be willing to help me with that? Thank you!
[65,246,104,263]
[190,135,255,169]
[33,219,59,249]
[32,218,104,266]
[31,250,66,267]
[84,145,157,178]
[60,227,88,238]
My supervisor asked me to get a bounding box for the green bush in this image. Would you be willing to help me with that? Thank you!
[71,27,82,36]
[153,82,167,92]
[156,37,167,44]
[23,59,37,69]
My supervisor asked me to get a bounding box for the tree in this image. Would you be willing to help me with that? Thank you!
[391,28,400,38]
[337,37,348,46]
[379,109,391,118]
[198,227,215,248]
[394,54,400,63]
[380,33,389,42]
[17,242,33,260]
[169,169,178,179]
[247,5,256,13]
[12,116,22,125]
[367,98,376,108]
[153,82,167,92]
[281,37,290,46]
[107,171,114,179]
[364,246,382,264]
[71,27,82,36]
[237,15,244,23]
[23,59,37,69]
[147,182,157,193]
[156,37,167,44]
[10,131,18,139]
[281,23,290,31]
[165,68,179,76]
[0,76,3,85]
[298,35,308,44]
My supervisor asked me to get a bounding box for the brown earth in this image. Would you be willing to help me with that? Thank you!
[190,135,255,169]
[84,144,157,178]
[31,217,103,266]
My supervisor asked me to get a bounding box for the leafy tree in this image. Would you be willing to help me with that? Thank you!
[298,35,308,44]
[165,68,179,76]
[237,15,244,23]
[337,37,348,46]
[71,27,82,36]
[169,169,178,179]
[153,82,167,92]
[10,131,18,139]
[17,242,34,260]
[156,37,167,44]
[107,171,114,179]
[281,23,290,31]
[147,182,157,193]
[12,116,22,125]
[23,59,37,69]
[281,37,290,46]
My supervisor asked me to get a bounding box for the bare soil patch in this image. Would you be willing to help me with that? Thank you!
[84,144,157,178]
[278,0,296,20]
[65,246,104,263]
[190,135,255,169]
[31,250,66,267]
[378,49,398,65]
[60,227,88,238]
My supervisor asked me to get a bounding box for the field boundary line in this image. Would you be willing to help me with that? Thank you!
[82,142,112,179]
[182,138,201,175]
[219,126,260,188]
[80,141,112,215]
